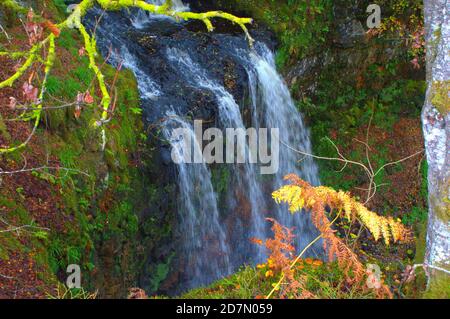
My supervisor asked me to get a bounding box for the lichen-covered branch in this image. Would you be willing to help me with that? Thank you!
[0,0,254,154]
[94,0,254,42]
[77,23,110,123]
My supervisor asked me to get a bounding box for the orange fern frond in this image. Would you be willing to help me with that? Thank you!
[270,174,412,298]
[272,175,411,245]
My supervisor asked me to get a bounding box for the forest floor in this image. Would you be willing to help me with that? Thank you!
[0,56,60,298]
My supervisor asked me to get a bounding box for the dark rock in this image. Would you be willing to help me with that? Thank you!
[331,0,368,48]
[161,147,173,166]
[332,19,366,48]
[64,0,80,5]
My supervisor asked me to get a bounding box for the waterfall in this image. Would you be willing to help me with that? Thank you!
[88,0,322,293]
[113,46,161,101]
[161,113,231,289]
[242,44,322,254]
[166,48,267,266]
[90,11,232,289]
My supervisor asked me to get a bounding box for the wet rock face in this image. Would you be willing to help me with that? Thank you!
[99,14,272,120]
[130,29,248,120]
[330,0,367,48]
[333,19,366,48]
[285,0,409,98]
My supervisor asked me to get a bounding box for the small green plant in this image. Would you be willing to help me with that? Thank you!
[32,170,57,184]
[129,106,142,115]
[402,206,427,226]
[33,230,49,240]
[150,254,174,292]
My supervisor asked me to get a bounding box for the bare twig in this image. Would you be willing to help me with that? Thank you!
[0,165,90,177]
[0,23,11,42]
[281,115,424,206]
[0,216,50,235]
[0,273,15,279]
[413,263,450,276]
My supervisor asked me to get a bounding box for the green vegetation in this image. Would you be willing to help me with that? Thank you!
[0,0,442,300]
[225,0,332,69]
[300,55,426,205]
[182,260,377,299]
[42,59,147,294]
[0,0,151,297]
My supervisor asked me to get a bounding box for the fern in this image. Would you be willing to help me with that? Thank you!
[255,219,314,299]
[270,174,412,298]
[272,174,411,245]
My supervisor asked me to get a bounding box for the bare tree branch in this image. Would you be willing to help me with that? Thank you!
[0,165,90,177]
[0,216,50,235]
[280,118,424,205]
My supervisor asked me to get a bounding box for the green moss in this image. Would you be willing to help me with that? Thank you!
[0,196,57,288]
[181,266,262,299]
[0,113,11,141]
[46,75,83,99]
[72,66,94,86]
[405,221,428,297]
[430,80,450,115]
[430,190,450,223]
[424,273,450,299]
[149,254,174,292]
[211,166,230,195]
[0,13,147,295]
[52,0,68,14]
[225,0,332,69]
[57,29,78,52]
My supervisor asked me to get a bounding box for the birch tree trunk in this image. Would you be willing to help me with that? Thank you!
[422,0,450,296]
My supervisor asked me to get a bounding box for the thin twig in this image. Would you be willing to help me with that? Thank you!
[0,23,11,42]
[0,216,50,235]
[281,136,424,206]
[0,166,90,177]
[413,263,450,276]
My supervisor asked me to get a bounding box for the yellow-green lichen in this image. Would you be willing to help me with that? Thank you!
[430,80,450,115]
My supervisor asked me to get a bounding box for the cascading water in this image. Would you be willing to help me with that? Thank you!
[94,19,234,289]
[241,44,322,254]
[161,113,231,289]
[165,48,267,266]
[88,0,322,293]
[114,46,161,101]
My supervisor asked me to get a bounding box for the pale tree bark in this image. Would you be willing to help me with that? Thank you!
[422,0,450,294]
